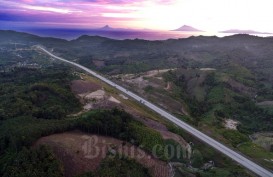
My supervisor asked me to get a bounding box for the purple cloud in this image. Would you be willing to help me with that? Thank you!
[0,0,175,29]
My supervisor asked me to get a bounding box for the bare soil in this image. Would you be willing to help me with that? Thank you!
[111,69,189,116]
[257,101,273,106]
[34,131,171,177]
[92,60,105,67]
[124,108,188,148]
[71,79,122,113]
[223,119,240,130]
[65,72,190,177]
[225,78,255,96]
[70,80,101,94]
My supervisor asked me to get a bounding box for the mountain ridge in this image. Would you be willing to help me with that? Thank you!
[172,25,204,32]
[220,29,272,34]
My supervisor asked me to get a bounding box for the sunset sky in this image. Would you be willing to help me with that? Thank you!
[1,0,273,32]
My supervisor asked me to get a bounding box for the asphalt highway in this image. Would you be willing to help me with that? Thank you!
[37,46,273,177]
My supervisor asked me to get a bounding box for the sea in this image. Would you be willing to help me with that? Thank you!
[5,28,273,41]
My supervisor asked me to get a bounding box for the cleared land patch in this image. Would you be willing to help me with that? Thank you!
[34,131,171,177]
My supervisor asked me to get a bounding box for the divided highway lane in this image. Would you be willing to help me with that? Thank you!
[37,46,273,177]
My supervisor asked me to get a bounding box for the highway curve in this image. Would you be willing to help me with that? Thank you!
[37,46,273,177]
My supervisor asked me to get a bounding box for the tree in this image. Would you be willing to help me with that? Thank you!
[191,150,204,168]
[0,109,6,120]
[2,146,63,177]
[204,73,216,86]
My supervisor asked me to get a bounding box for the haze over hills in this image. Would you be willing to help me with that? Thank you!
[97,25,150,32]
[2,25,272,41]
[97,25,133,31]
[172,25,204,32]
[2,30,273,84]
[220,29,272,34]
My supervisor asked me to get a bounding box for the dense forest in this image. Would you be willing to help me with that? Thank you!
[0,66,81,120]
[2,30,273,80]
[76,156,151,177]
[2,146,63,177]
[2,31,273,133]
[1,30,273,176]
[0,66,248,177]
[0,66,159,176]
[163,68,273,133]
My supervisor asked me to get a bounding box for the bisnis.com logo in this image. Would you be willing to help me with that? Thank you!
[81,135,192,160]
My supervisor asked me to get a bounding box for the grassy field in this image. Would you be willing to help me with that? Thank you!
[238,142,273,169]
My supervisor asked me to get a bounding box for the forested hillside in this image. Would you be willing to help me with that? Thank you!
[2,30,273,80]
[0,66,159,176]
[1,30,273,176]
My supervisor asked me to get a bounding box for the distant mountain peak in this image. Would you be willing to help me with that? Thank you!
[172,25,203,32]
[220,29,272,35]
[100,25,113,30]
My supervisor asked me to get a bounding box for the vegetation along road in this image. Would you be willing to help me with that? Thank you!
[36,45,273,177]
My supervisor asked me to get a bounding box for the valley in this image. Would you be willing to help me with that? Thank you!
[1,30,273,176]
